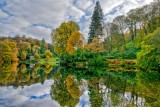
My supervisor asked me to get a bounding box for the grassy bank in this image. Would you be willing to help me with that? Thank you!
[38,57,59,66]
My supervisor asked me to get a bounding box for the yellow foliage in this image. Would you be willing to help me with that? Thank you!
[2,40,19,62]
[20,64,27,73]
[34,53,40,60]
[11,52,19,62]
[0,42,12,63]
[52,21,80,55]
[20,51,27,60]
[85,37,104,53]
[44,64,52,74]
[19,42,31,52]
[66,44,75,55]
[32,45,40,54]
[66,31,85,54]
[44,50,52,58]
[46,55,51,60]
[65,75,81,99]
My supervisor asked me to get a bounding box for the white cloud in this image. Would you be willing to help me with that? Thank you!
[99,0,153,22]
[74,0,93,11]
[0,0,85,43]
[0,9,9,19]
[24,25,52,42]
[0,0,154,42]
[67,5,85,22]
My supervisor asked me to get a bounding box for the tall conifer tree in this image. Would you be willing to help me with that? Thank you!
[88,1,104,43]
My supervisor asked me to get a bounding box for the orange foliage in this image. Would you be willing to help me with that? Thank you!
[85,37,104,53]
[65,75,81,99]
[66,31,85,54]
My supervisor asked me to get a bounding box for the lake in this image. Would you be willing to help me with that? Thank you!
[0,63,160,107]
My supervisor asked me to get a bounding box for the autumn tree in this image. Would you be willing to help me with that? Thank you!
[66,31,85,55]
[65,75,81,99]
[20,51,27,60]
[34,53,40,60]
[52,21,80,55]
[19,42,31,59]
[3,40,19,62]
[44,64,53,74]
[50,72,79,107]
[85,37,104,53]
[19,42,31,52]
[44,50,52,59]
[0,42,12,64]
[88,1,104,43]
[32,45,40,54]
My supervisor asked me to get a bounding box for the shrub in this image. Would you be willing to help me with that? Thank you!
[60,49,107,67]
[34,53,41,60]
[137,28,160,70]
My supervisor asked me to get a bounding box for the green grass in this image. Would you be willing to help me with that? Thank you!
[38,57,59,66]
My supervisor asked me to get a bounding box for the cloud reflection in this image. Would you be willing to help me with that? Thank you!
[0,80,61,107]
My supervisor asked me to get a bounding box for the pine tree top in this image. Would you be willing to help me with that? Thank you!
[88,1,104,43]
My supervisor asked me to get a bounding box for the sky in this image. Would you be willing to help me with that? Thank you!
[0,0,154,43]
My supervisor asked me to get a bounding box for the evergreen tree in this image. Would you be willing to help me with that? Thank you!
[40,39,47,54]
[88,1,104,43]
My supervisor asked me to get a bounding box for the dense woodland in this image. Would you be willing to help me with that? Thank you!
[52,1,160,71]
[0,36,54,65]
[0,1,160,71]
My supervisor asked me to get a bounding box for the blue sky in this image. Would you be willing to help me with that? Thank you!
[0,0,153,43]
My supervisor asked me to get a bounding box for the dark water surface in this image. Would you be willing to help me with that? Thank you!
[0,63,160,107]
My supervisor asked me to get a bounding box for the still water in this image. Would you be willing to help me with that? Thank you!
[0,63,160,107]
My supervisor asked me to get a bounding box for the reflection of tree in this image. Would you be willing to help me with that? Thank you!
[50,72,79,107]
[0,62,18,85]
[20,64,27,73]
[0,63,58,87]
[65,75,81,99]
[44,64,53,74]
[88,77,104,107]
[1,63,160,107]
[103,71,136,106]
[110,91,121,106]
[135,72,160,106]
[32,64,40,78]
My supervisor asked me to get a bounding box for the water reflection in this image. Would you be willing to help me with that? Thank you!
[0,63,160,107]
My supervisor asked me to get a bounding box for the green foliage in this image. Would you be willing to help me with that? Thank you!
[60,49,107,67]
[108,52,120,59]
[48,44,54,54]
[40,39,47,54]
[121,42,140,59]
[137,28,160,70]
[134,29,145,48]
